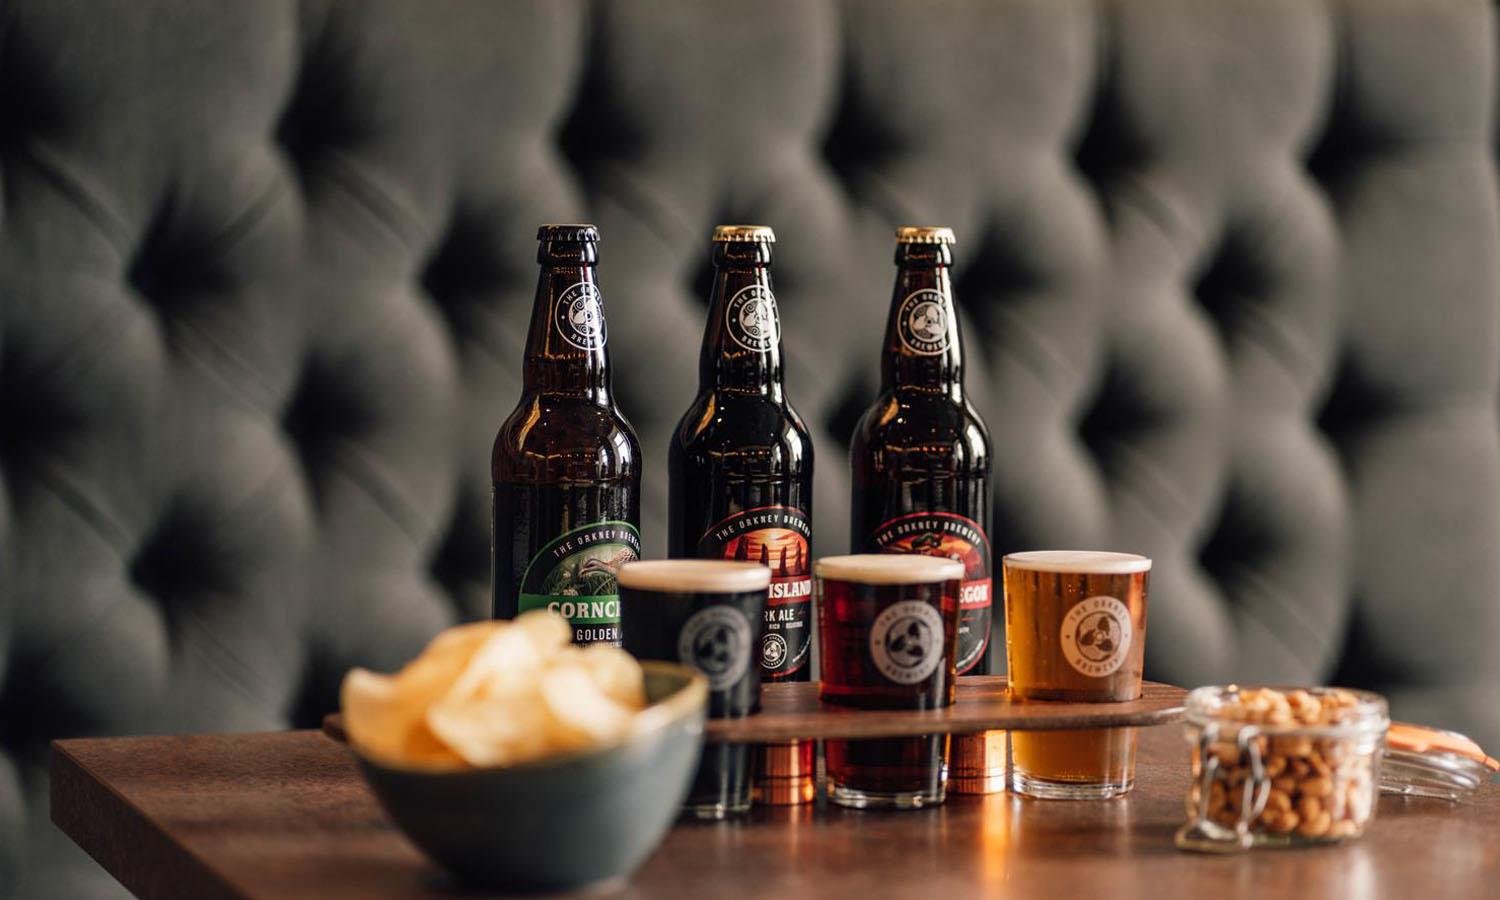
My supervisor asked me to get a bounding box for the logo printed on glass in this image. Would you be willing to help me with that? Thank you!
[554,282,607,350]
[724,284,780,352]
[1060,595,1133,678]
[678,605,754,690]
[869,600,945,685]
[897,289,951,356]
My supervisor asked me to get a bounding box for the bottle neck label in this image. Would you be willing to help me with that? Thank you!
[867,511,992,674]
[724,284,781,352]
[896,288,954,356]
[697,505,812,680]
[554,282,608,350]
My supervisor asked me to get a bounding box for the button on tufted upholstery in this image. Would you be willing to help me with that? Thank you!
[1,1,1497,896]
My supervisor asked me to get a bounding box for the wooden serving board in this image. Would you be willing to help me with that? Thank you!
[323,676,1186,745]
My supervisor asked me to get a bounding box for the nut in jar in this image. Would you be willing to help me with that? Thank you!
[1175,685,1389,853]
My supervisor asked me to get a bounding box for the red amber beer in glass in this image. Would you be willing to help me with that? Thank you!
[1003,550,1151,799]
[817,554,963,808]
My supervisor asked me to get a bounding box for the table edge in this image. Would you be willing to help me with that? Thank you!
[51,740,246,900]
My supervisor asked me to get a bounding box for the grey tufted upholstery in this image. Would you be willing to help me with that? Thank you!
[2,0,1498,896]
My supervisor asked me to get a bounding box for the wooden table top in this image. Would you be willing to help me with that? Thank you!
[52,726,1499,900]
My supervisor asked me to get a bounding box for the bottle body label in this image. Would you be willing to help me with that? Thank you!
[519,520,641,645]
[697,505,812,680]
[868,511,992,674]
[554,282,607,350]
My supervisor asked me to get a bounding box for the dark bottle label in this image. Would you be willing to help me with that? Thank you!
[869,511,991,674]
[519,520,641,645]
[697,506,812,680]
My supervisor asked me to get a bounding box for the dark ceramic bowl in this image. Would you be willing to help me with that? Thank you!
[352,661,708,893]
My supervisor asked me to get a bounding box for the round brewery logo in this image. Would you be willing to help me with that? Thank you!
[869,601,945,685]
[725,285,780,352]
[554,282,607,350]
[897,289,951,356]
[678,605,753,690]
[1060,595,1134,678]
[761,632,789,670]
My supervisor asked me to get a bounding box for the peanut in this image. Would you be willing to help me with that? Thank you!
[1302,776,1333,798]
[1296,795,1322,821]
[1297,810,1333,838]
[1266,788,1292,814]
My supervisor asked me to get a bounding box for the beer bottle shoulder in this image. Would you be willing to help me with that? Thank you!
[492,393,641,483]
[850,390,991,474]
[670,391,814,478]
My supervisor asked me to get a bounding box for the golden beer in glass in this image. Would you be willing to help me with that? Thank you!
[1003,551,1150,799]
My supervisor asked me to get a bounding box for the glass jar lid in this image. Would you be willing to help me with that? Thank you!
[1381,723,1498,802]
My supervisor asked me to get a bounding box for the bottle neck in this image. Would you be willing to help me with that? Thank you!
[699,241,784,400]
[523,240,613,402]
[881,243,965,399]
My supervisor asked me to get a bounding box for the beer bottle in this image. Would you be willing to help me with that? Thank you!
[669,225,815,803]
[850,226,999,793]
[493,224,642,646]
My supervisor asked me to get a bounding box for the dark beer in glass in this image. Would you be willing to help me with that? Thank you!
[850,226,1000,792]
[619,560,769,817]
[817,554,962,808]
[668,225,815,804]
[493,225,642,645]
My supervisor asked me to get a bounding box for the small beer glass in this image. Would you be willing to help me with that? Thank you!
[817,554,963,809]
[1003,550,1151,799]
[619,560,769,818]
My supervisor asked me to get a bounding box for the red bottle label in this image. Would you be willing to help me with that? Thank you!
[868,511,992,674]
[698,506,812,680]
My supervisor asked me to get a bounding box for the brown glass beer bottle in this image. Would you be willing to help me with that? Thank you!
[669,225,815,803]
[850,226,1000,792]
[493,225,642,646]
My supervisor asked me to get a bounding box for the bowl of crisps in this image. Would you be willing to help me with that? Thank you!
[340,611,708,893]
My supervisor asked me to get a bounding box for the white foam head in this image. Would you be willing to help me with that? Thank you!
[813,554,965,585]
[1002,550,1152,575]
[616,560,771,593]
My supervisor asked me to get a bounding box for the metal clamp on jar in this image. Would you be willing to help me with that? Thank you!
[1175,685,1389,853]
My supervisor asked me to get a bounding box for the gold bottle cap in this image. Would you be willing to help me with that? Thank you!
[895,225,956,245]
[712,225,776,243]
[949,730,1009,795]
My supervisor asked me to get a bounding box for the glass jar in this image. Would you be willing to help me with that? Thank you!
[1175,685,1388,853]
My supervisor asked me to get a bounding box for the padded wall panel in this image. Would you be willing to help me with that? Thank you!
[0,2,1496,896]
